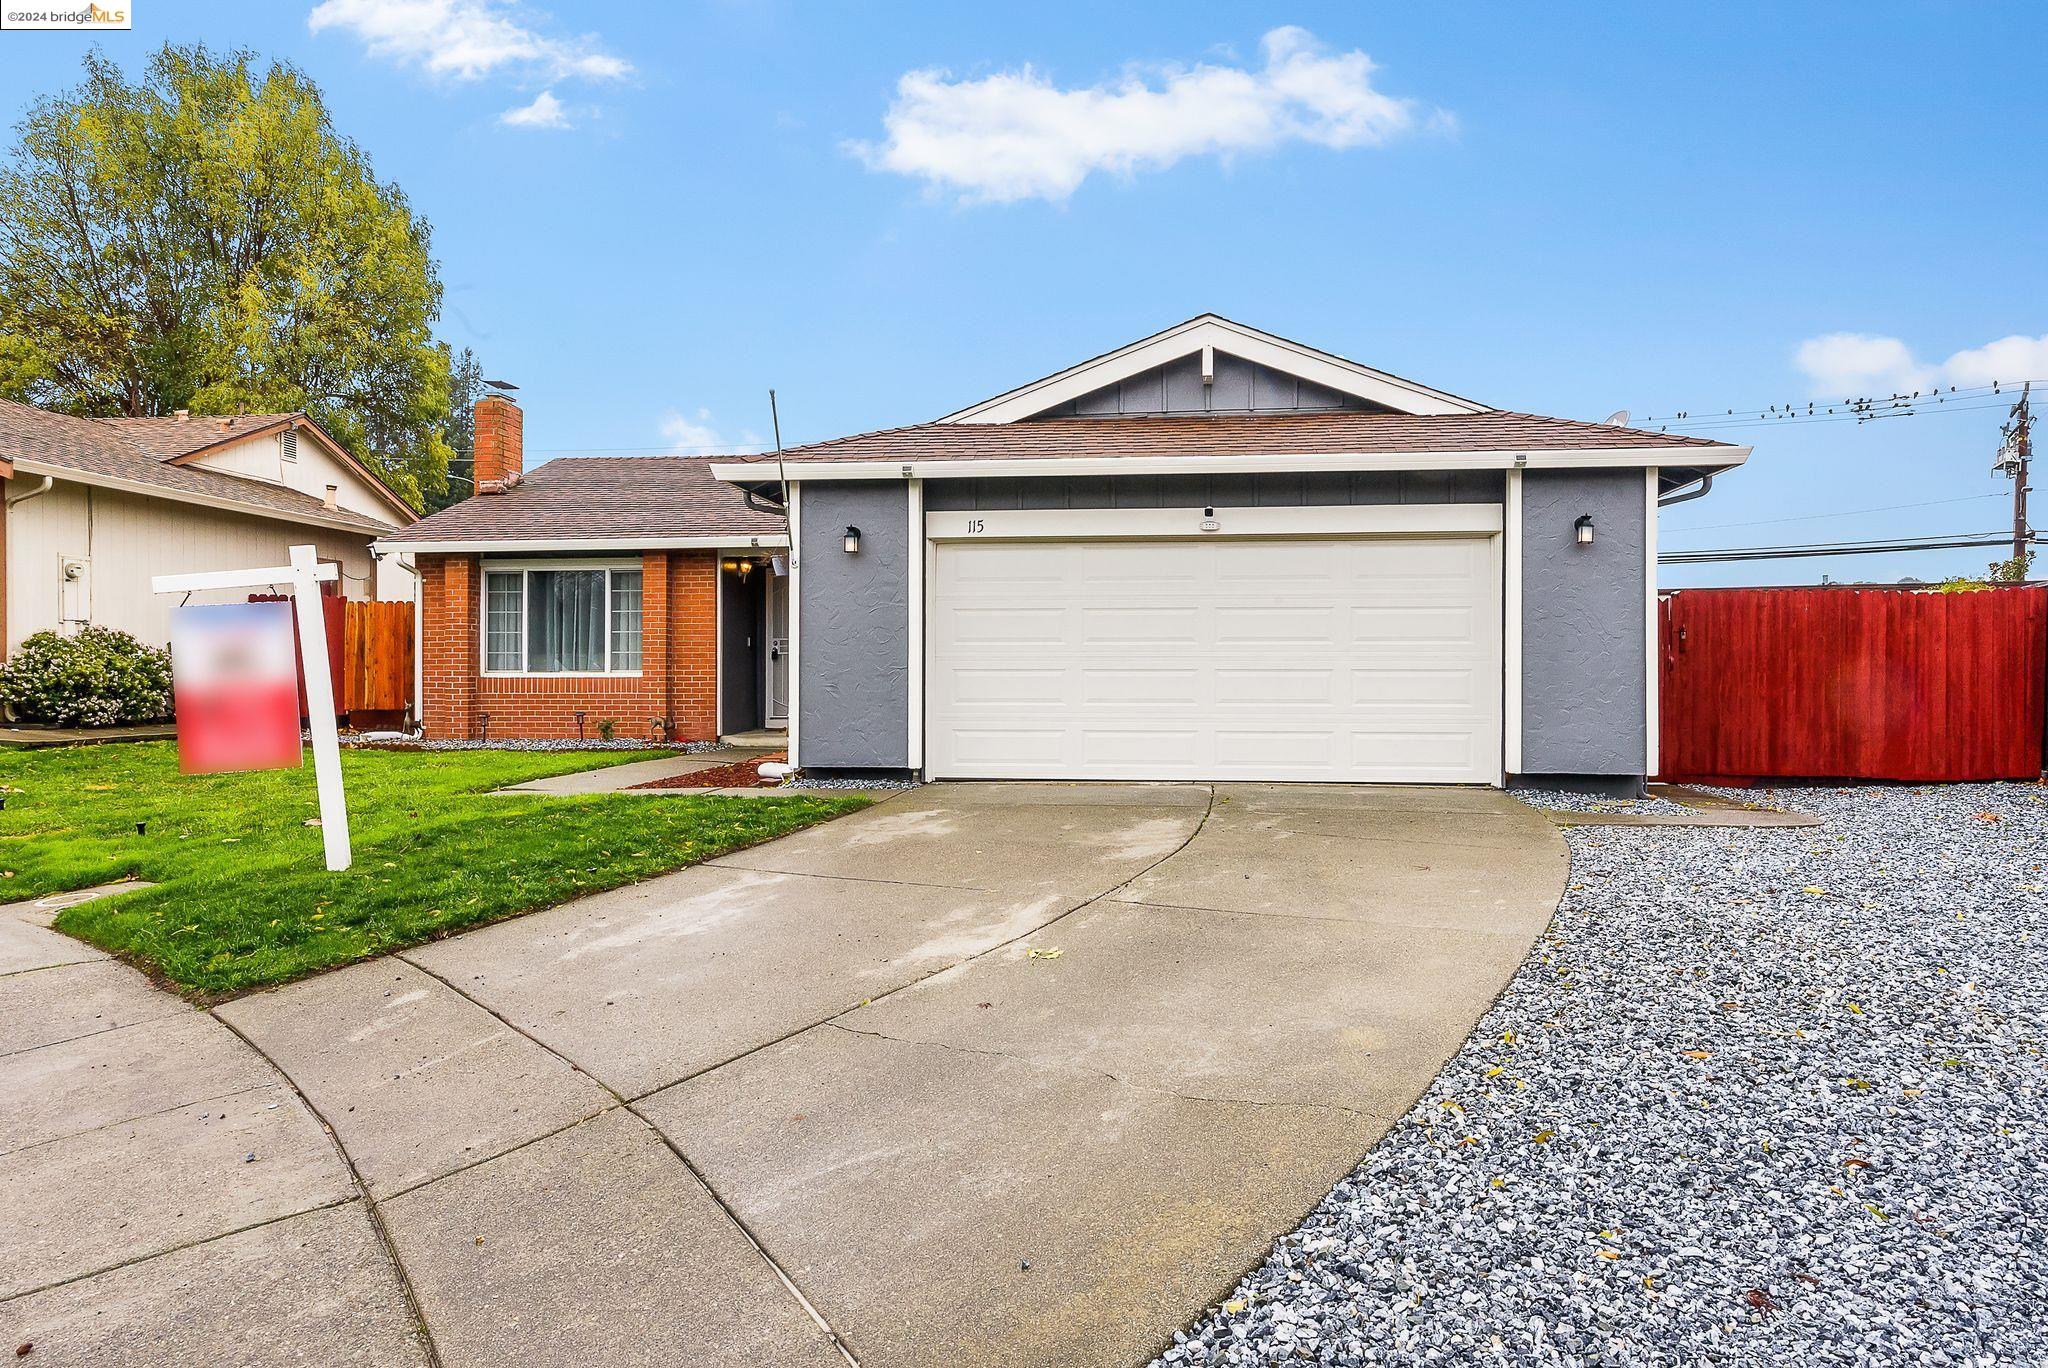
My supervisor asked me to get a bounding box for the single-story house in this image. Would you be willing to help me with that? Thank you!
[1,399,419,660]
[389,316,1749,790]
[377,394,788,743]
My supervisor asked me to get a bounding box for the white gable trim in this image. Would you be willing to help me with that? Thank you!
[938,315,1490,423]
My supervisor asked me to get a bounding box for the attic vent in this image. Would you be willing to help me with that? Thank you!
[280,428,298,463]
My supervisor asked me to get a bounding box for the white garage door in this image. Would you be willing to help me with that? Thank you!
[926,536,1502,784]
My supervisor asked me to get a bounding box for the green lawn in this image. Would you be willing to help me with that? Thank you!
[0,743,867,998]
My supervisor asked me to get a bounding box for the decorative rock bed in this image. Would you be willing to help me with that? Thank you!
[1161,782,2048,1367]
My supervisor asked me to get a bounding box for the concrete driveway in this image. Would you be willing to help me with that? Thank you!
[0,782,1566,1367]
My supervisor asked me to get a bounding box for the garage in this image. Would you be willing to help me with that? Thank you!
[925,531,1503,783]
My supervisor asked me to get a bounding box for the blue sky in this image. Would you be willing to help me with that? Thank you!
[3,1,2043,585]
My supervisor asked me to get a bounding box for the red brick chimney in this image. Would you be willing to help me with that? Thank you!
[474,393,523,494]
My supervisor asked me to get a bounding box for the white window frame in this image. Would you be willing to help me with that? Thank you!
[479,557,645,678]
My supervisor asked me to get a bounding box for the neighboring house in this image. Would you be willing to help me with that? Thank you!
[706,315,1752,792]
[376,394,788,743]
[1,399,419,660]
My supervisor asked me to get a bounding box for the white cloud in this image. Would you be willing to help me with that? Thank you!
[499,89,570,129]
[1795,331,2048,398]
[850,26,1435,205]
[1939,335,2048,389]
[660,409,761,454]
[308,0,630,82]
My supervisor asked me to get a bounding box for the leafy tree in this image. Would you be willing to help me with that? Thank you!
[0,44,451,508]
[426,344,484,513]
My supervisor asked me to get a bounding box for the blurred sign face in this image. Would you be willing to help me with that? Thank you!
[170,601,303,774]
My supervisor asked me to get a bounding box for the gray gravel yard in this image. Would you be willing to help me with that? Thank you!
[1160,782,2048,1367]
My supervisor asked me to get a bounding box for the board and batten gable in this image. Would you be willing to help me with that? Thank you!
[1517,468,1649,780]
[183,429,403,526]
[796,481,911,769]
[1029,352,1381,419]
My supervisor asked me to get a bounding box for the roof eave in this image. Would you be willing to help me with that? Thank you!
[710,445,1752,485]
[12,458,403,537]
[373,533,790,555]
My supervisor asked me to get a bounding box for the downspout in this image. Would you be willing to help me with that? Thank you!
[1657,472,1714,508]
[5,474,54,507]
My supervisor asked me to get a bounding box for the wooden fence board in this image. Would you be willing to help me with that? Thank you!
[1658,586,2046,783]
[251,595,414,724]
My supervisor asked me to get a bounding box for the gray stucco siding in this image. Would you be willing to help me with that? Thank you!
[925,470,1502,511]
[1518,468,1648,778]
[796,482,910,769]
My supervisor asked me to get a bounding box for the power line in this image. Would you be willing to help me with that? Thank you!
[1664,491,2005,536]
[1649,394,2032,435]
[1661,531,2031,565]
[1639,379,2042,430]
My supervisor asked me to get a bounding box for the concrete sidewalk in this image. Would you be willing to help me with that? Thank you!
[1,783,1567,1367]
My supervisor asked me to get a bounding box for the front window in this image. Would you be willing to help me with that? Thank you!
[482,563,643,674]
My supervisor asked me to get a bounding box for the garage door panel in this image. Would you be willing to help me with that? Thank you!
[1079,668,1200,707]
[1350,605,1476,644]
[928,536,1500,784]
[949,668,1067,705]
[947,607,1065,647]
[1350,667,1478,707]
[1080,607,1200,644]
[952,729,1067,766]
[1215,668,1336,705]
[1079,729,1204,766]
[1214,605,1334,646]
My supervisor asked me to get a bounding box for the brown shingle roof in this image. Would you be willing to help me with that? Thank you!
[719,410,1737,467]
[105,412,302,461]
[0,399,400,535]
[393,456,786,545]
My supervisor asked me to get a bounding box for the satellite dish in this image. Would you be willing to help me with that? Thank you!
[1603,410,1630,427]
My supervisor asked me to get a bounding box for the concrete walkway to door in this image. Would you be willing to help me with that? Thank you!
[0,782,1567,1367]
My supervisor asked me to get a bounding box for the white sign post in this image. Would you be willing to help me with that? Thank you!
[153,545,353,871]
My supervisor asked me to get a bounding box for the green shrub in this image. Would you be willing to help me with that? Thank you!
[0,627,174,726]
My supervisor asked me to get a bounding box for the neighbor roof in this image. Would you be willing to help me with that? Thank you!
[386,456,787,549]
[0,399,409,535]
[716,410,1741,468]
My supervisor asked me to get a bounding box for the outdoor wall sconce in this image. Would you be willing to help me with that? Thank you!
[1575,514,1596,546]
[722,558,753,580]
[843,526,862,554]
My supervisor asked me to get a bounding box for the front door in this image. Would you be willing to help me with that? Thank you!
[765,568,790,725]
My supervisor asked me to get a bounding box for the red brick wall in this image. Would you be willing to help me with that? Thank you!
[417,549,722,743]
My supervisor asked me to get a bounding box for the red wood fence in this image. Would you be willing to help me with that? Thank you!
[252,595,414,727]
[1658,586,2047,783]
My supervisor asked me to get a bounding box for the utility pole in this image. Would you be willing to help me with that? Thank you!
[1997,382,2033,577]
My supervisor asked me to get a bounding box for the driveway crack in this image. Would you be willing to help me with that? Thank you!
[209,1010,445,1367]
[394,953,862,1367]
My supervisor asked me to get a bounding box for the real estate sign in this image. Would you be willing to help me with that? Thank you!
[169,600,304,775]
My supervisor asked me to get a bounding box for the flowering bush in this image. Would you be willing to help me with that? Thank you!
[0,627,174,726]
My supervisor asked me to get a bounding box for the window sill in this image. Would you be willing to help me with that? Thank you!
[480,671,645,680]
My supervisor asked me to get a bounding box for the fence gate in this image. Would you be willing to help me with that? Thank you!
[252,595,415,727]
[1658,586,2047,783]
